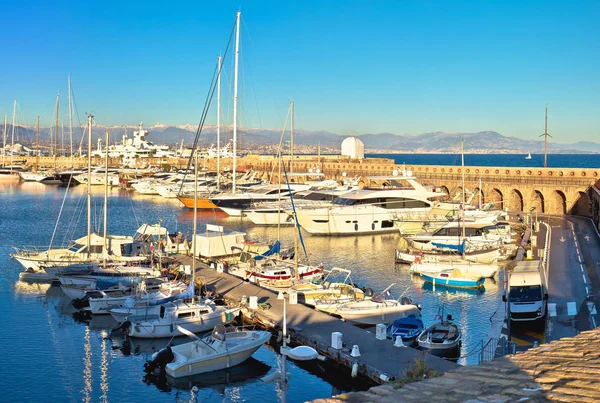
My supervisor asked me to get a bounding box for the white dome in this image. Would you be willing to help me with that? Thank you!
[341,137,364,159]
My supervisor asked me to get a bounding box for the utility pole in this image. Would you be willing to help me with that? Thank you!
[540,104,551,168]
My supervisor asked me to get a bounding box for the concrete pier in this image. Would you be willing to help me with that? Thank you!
[173,255,458,384]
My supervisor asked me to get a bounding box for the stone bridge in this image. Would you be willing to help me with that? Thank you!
[245,155,599,216]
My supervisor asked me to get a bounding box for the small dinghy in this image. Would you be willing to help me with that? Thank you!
[417,313,461,359]
[144,325,271,378]
[420,269,485,289]
[386,314,424,346]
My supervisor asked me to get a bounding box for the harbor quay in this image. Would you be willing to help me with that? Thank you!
[17,154,600,220]
[172,254,459,385]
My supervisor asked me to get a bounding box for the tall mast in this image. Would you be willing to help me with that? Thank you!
[35,116,40,172]
[290,101,294,175]
[192,153,198,284]
[86,114,93,259]
[292,103,299,280]
[2,116,7,167]
[68,75,73,166]
[10,100,16,171]
[54,91,60,157]
[232,11,241,194]
[460,138,466,255]
[103,130,109,267]
[217,55,222,190]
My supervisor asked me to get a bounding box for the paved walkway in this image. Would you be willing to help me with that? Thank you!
[174,255,457,384]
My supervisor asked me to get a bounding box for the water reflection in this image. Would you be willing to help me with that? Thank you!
[2,182,507,402]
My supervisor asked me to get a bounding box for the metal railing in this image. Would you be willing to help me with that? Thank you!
[478,337,516,363]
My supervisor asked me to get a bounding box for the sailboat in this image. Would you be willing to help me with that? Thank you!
[525,152,532,160]
[0,101,26,180]
[124,153,238,338]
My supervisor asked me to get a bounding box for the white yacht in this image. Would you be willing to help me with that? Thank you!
[293,173,446,235]
[210,183,311,216]
[91,122,175,161]
[73,166,120,186]
[405,221,511,251]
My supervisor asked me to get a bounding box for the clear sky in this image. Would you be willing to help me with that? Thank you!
[0,0,598,143]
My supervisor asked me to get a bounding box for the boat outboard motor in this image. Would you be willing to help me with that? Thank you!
[364,287,375,297]
[143,346,174,374]
[72,290,104,310]
[111,320,132,336]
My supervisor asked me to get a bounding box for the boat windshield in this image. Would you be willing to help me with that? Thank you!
[509,285,542,302]
[332,197,357,206]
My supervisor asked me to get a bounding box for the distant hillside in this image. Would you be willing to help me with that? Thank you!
[3,123,598,154]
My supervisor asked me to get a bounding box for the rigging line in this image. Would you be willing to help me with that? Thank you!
[181,14,237,186]
[179,61,220,195]
[69,81,87,159]
[240,16,287,127]
[48,180,72,251]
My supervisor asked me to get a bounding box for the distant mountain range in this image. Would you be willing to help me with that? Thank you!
[3,123,599,154]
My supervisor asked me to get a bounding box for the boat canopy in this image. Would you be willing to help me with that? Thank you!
[254,241,281,260]
[150,281,195,306]
[192,231,246,258]
[74,232,132,246]
[136,224,169,236]
[431,240,466,254]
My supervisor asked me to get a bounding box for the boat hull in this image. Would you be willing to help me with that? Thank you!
[420,273,485,289]
[165,331,270,378]
[177,197,218,209]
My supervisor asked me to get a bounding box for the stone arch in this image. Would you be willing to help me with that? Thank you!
[488,188,504,210]
[508,189,524,211]
[473,187,485,209]
[569,191,591,216]
[532,190,545,213]
[439,185,451,201]
[551,190,567,214]
[454,186,464,202]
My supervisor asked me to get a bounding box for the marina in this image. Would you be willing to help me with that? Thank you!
[2,177,512,402]
[1,4,600,402]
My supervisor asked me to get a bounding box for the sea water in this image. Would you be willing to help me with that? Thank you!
[1,181,503,402]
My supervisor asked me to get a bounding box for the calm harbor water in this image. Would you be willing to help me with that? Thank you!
[1,181,504,402]
[369,153,600,168]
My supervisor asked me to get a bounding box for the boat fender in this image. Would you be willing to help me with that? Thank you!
[351,362,359,378]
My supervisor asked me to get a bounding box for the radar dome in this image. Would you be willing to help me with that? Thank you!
[341,137,364,159]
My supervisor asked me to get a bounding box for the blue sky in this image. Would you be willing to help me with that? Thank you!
[0,0,598,142]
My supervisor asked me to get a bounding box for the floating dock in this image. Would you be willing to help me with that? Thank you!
[173,255,458,384]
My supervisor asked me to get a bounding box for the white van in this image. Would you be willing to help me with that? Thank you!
[503,260,547,321]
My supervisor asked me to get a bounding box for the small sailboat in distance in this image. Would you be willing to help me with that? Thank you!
[525,152,532,160]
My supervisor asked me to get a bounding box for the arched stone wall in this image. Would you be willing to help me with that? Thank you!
[508,189,524,211]
[532,190,545,213]
[474,187,485,209]
[488,188,504,209]
[569,191,591,216]
[551,190,567,214]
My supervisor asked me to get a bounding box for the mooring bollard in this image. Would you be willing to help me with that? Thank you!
[394,336,406,347]
[249,296,258,309]
[331,332,343,349]
[351,345,361,357]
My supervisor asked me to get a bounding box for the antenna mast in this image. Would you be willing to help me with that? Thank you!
[540,104,551,168]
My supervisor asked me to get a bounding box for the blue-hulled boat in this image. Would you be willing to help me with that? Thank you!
[420,268,485,289]
[386,314,424,346]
